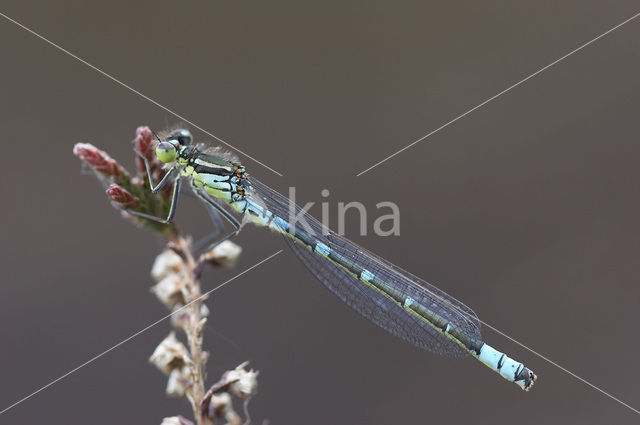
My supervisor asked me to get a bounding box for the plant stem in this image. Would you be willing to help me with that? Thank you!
[177,237,212,425]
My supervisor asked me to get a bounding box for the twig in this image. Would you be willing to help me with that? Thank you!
[75,126,258,425]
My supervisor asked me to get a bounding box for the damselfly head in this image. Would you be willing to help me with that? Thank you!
[155,129,192,163]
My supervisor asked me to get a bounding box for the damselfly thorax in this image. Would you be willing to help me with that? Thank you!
[175,145,250,208]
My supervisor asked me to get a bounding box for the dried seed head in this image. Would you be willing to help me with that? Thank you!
[106,183,140,208]
[151,274,187,310]
[225,361,259,399]
[202,240,243,267]
[149,332,191,375]
[73,143,123,178]
[201,361,257,424]
[160,416,194,425]
[151,249,186,281]
[203,361,259,403]
[207,392,241,424]
[166,365,192,398]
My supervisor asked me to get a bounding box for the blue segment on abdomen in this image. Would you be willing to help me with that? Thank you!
[272,216,289,232]
[361,269,375,282]
[315,242,330,256]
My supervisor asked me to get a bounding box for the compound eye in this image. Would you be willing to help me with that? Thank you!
[156,141,177,163]
[169,129,192,146]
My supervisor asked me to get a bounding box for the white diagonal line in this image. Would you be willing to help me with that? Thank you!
[356,10,640,177]
[0,11,283,177]
[0,250,282,416]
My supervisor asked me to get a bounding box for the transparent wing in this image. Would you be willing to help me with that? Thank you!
[248,178,482,358]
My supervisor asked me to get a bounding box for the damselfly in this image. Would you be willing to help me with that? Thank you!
[129,128,537,391]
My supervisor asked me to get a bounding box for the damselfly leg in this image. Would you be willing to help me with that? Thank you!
[125,172,182,224]
[126,146,242,254]
[192,188,243,255]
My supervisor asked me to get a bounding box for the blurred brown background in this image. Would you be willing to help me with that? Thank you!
[1,1,640,423]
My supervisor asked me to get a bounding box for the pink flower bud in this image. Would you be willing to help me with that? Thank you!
[106,183,139,208]
[73,143,123,177]
[135,126,156,174]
